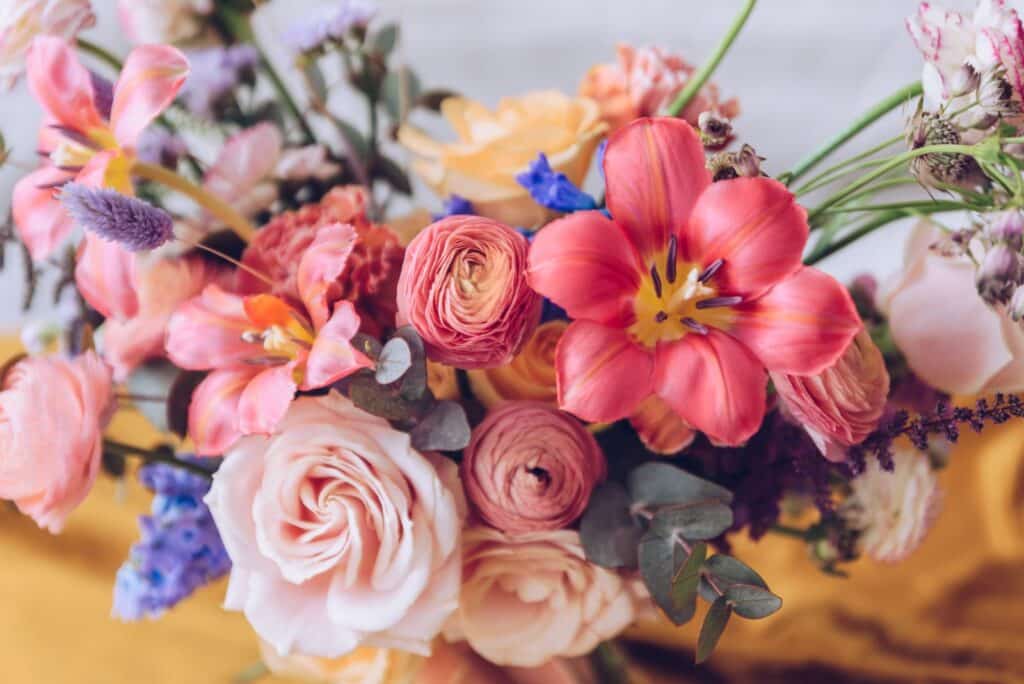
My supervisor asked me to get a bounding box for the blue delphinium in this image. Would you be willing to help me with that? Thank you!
[515,153,598,213]
[112,461,230,621]
[432,194,475,220]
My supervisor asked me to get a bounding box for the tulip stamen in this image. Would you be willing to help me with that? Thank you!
[698,258,724,283]
[49,124,101,150]
[696,295,743,310]
[655,310,668,323]
[650,264,663,298]
[681,317,708,335]
[666,235,678,283]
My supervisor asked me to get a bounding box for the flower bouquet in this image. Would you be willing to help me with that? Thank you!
[2,0,1024,680]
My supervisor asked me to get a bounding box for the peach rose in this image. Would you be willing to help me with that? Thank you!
[205,392,463,658]
[398,92,606,228]
[418,641,596,684]
[259,641,421,684]
[396,215,542,369]
[467,320,564,409]
[462,402,605,533]
[772,329,889,462]
[427,361,460,401]
[447,527,640,667]
[0,351,114,532]
[579,43,740,132]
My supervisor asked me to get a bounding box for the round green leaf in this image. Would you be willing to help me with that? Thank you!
[696,595,732,664]
[579,482,642,569]
[628,462,733,507]
[375,337,412,384]
[650,501,734,541]
[724,583,782,619]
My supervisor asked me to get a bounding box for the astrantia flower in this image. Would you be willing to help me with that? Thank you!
[0,0,95,89]
[284,0,376,54]
[528,118,861,445]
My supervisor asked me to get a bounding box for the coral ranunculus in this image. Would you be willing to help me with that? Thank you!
[397,215,542,369]
[397,92,607,228]
[527,117,861,445]
[0,351,114,533]
[467,320,565,409]
[205,393,463,658]
[773,330,889,462]
[461,401,606,533]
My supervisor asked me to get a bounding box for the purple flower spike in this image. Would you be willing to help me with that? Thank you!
[60,183,174,252]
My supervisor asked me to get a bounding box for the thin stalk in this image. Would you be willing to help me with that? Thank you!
[794,134,903,195]
[770,524,812,540]
[798,156,896,197]
[76,38,122,71]
[665,0,757,116]
[132,161,255,242]
[785,81,922,184]
[103,439,215,479]
[820,199,969,215]
[820,176,920,207]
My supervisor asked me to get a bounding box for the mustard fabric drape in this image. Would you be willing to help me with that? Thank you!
[1,336,1023,683]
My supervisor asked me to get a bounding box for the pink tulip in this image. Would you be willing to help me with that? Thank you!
[166,224,374,455]
[527,118,861,445]
[12,36,189,320]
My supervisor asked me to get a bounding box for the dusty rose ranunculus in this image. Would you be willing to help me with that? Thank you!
[579,43,740,132]
[772,329,889,462]
[0,351,113,533]
[205,392,463,658]
[467,320,564,409]
[462,401,606,534]
[397,215,542,369]
[447,527,640,667]
[0,0,95,89]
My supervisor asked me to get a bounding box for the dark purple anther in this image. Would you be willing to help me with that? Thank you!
[699,258,724,283]
[696,295,743,310]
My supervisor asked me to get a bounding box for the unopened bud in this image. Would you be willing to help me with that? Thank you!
[707,144,764,182]
[697,110,733,150]
[977,244,1023,305]
[1010,286,1024,321]
[949,63,981,97]
[984,210,1024,251]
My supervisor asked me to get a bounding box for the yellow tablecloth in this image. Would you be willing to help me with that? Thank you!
[2,334,1023,683]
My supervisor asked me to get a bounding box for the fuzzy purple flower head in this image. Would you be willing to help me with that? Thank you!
[284,0,377,54]
[60,183,173,251]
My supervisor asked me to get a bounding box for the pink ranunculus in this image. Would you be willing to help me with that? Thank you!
[397,215,542,369]
[0,351,114,532]
[166,223,374,455]
[527,118,861,446]
[205,392,463,658]
[881,220,1024,395]
[447,527,641,667]
[579,43,740,132]
[13,36,189,320]
[772,330,889,462]
[0,0,95,89]
[102,255,223,380]
[461,401,606,534]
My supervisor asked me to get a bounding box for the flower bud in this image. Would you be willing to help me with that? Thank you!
[707,144,764,182]
[948,63,981,97]
[976,244,1023,305]
[1010,285,1024,321]
[983,210,1024,251]
[697,110,733,149]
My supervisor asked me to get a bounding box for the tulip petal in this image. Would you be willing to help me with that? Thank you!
[110,44,190,147]
[729,267,861,376]
[237,363,297,437]
[603,117,710,260]
[74,233,139,320]
[26,36,103,133]
[188,367,260,456]
[654,330,767,446]
[204,123,284,204]
[556,320,654,422]
[302,301,374,389]
[527,210,643,326]
[296,223,357,330]
[684,177,808,299]
[629,395,697,455]
[12,167,75,260]
[166,285,263,370]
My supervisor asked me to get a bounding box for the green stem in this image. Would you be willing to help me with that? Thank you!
[103,440,215,479]
[76,38,122,71]
[786,81,922,185]
[820,199,969,215]
[770,524,813,540]
[590,641,632,684]
[665,0,757,117]
[794,134,903,195]
[818,176,919,207]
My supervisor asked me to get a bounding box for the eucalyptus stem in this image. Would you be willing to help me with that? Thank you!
[794,134,903,195]
[664,0,757,117]
[103,439,215,479]
[769,524,813,540]
[76,38,122,71]
[590,641,633,684]
[785,81,922,185]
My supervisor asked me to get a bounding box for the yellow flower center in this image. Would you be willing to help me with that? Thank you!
[241,294,316,363]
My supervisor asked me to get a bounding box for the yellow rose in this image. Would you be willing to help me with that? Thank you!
[398,92,607,228]
[427,360,461,401]
[468,320,565,409]
[258,642,421,684]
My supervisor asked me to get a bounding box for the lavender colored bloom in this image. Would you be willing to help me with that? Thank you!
[136,128,189,169]
[432,194,474,220]
[60,183,174,251]
[285,0,377,54]
[179,45,260,118]
[113,461,230,621]
[89,71,114,121]
[516,153,598,213]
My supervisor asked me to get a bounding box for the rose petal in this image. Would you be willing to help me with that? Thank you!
[188,367,260,456]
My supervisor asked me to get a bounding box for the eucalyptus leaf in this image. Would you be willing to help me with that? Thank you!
[579,482,642,569]
[382,66,422,122]
[671,541,707,615]
[696,595,732,664]
[417,88,460,112]
[167,370,206,439]
[628,462,733,507]
[638,532,694,625]
[126,361,176,432]
[650,501,734,541]
[348,372,425,421]
[332,118,369,159]
[302,60,328,104]
[699,554,769,603]
[373,155,413,194]
[351,333,383,361]
[724,583,782,619]
[375,337,412,384]
[410,400,470,451]
[394,326,427,400]
[369,23,399,56]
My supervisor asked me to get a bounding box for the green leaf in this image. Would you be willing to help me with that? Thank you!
[416,88,460,112]
[393,326,427,400]
[332,118,369,159]
[628,462,733,507]
[351,333,383,361]
[382,66,422,122]
[650,501,734,541]
[368,23,399,56]
[166,370,206,439]
[579,482,643,569]
[373,155,413,194]
[126,361,175,432]
[301,60,329,104]
[724,583,782,619]
[375,337,412,384]
[638,532,694,625]
[699,554,769,603]
[348,372,429,421]
[696,596,732,664]
[410,400,471,451]
[671,540,706,615]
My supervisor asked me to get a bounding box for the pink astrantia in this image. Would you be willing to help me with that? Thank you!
[12,36,189,320]
[527,117,861,446]
[166,224,374,455]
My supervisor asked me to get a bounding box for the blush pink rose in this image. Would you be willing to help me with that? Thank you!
[397,215,542,369]
[461,402,606,533]
[446,527,641,667]
[205,392,463,658]
[0,351,114,532]
[772,329,890,462]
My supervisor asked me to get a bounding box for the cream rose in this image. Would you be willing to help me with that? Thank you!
[259,642,421,684]
[467,320,564,409]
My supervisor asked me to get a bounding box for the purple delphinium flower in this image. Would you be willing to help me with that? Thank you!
[431,194,474,221]
[516,153,598,213]
[113,461,230,621]
[60,183,174,251]
[284,0,377,54]
[179,45,260,118]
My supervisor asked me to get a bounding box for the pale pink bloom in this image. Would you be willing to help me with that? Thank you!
[117,0,212,45]
[0,0,94,89]
[166,224,373,455]
[202,123,282,219]
[275,144,342,181]
[881,220,1024,394]
[773,330,889,462]
[840,448,942,563]
[205,393,463,658]
[12,36,188,320]
[0,351,113,533]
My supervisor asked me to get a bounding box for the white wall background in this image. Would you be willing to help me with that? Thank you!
[0,0,981,328]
